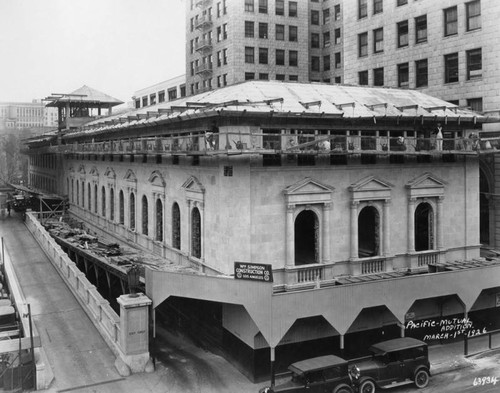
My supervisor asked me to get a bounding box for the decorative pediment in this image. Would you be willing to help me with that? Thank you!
[104,167,116,179]
[148,170,166,187]
[124,169,137,183]
[284,177,334,206]
[349,175,393,201]
[89,166,99,176]
[182,176,205,204]
[68,165,75,172]
[78,164,86,174]
[406,172,446,198]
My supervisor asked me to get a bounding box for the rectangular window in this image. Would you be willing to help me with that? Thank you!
[311,33,320,48]
[223,74,227,86]
[324,55,330,71]
[415,59,428,87]
[158,91,165,103]
[150,94,156,105]
[217,51,222,66]
[398,62,409,87]
[335,4,340,20]
[223,23,227,39]
[397,0,407,5]
[245,0,254,12]
[445,53,459,83]
[289,25,298,41]
[311,10,319,25]
[358,32,368,57]
[259,0,268,13]
[444,6,458,36]
[467,48,482,79]
[289,50,298,66]
[259,47,268,64]
[467,98,483,112]
[415,15,427,43]
[275,24,285,40]
[335,52,341,68]
[289,1,297,17]
[223,48,228,65]
[289,75,298,81]
[276,49,285,65]
[373,28,383,53]
[168,88,177,100]
[466,0,481,31]
[311,56,320,72]
[276,0,284,15]
[359,0,367,19]
[323,8,330,24]
[259,73,269,80]
[323,31,330,47]
[373,0,383,14]
[217,2,221,17]
[373,67,384,86]
[245,47,254,63]
[397,21,408,47]
[335,28,341,44]
[245,21,254,37]
[259,22,268,38]
[359,70,368,85]
[276,74,285,81]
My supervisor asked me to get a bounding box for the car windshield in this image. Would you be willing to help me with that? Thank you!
[291,372,306,384]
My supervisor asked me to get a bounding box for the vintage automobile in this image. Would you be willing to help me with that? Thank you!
[259,354,354,393]
[349,337,430,392]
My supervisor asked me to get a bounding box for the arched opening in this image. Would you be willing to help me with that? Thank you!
[191,207,201,258]
[142,195,148,235]
[94,184,98,213]
[129,192,136,231]
[81,181,85,207]
[110,188,115,221]
[480,169,490,245]
[88,183,91,210]
[101,186,106,217]
[294,210,319,265]
[415,202,434,251]
[172,203,181,249]
[156,198,163,242]
[358,206,379,258]
[119,190,124,224]
[76,181,79,205]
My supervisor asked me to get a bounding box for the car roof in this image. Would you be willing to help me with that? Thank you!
[288,355,348,374]
[370,337,427,355]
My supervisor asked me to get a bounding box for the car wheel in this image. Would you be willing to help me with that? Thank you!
[414,369,430,388]
[359,380,376,393]
[333,384,353,393]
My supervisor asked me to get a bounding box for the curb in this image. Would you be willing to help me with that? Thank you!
[431,357,475,376]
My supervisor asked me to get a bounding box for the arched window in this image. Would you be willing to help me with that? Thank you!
[101,186,106,217]
[191,207,201,258]
[294,210,319,265]
[110,188,115,221]
[415,202,434,251]
[156,199,163,241]
[76,181,79,205]
[172,203,181,249]
[88,183,91,210]
[81,181,85,207]
[94,184,98,213]
[130,192,136,231]
[67,178,69,197]
[119,190,124,225]
[142,195,148,235]
[358,206,380,258]
[71,179,74,203]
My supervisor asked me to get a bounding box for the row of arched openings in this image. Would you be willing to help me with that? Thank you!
[294,202,434,265]
[67,178,201,258]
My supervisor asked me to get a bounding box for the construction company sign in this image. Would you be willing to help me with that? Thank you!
[234,262,273,283]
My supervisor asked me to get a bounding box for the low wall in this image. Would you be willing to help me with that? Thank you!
[24,212,146,374]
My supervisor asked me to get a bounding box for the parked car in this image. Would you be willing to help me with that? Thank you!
[259,354,353,393]
[349,337,430,392]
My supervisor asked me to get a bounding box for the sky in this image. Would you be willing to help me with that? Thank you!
[0,0,186,104]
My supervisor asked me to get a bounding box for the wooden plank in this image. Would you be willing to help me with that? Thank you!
[0,336,41,352]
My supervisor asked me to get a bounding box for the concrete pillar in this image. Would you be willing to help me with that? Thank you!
[322,203,332,263]
[383,199,390,256]
[286,204,295,267]
[350,201,359,259]
[116,293,153,373]
[339,334,345,357]
[270,346,276,387]
[437,196,444,250]
[407,198,416,253]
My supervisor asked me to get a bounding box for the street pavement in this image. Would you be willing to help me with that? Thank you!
[1,210,499,392]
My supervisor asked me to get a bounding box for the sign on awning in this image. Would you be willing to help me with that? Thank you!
[234,262,273,283]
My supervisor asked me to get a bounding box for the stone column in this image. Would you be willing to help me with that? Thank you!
[350,201,359,260]
[187,200,192,257]
[116,293,153,374]
[437,196,444,250]
[322,203,332,263]
[383,199,390,256]
[407,198,416,253]
[286,204,295,267]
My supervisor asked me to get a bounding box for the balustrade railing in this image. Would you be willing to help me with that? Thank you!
[361,258,385,274]
[417,251,439,267]
[297,265,324,283]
